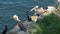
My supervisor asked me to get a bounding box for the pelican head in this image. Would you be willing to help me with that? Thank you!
[13,15,20,22]
[35,6,39,8]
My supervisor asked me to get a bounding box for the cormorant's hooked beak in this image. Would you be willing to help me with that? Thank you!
[13,15,20,22]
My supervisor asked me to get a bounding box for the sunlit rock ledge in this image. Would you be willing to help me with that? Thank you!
[43,6,56,16]
[35,6,56,16]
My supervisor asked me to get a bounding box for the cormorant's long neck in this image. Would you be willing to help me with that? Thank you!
[2,26,8,34]
[27,14,32,21]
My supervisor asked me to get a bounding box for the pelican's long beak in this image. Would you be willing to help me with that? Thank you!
[30,6,39,11]
[13,15,20,22]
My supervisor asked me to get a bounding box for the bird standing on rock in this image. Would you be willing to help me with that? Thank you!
[2,25,8,34]
[7,15,29,34]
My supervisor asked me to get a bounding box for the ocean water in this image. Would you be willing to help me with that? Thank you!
[0,0,56,34]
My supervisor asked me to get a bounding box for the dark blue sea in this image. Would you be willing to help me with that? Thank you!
[0,0,57,34]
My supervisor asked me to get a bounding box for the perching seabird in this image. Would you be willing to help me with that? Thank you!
[2,25,8,34]
[27,14,32,21]
[13,15,27,31]
[7,15,28,34]
[30,6,45,16]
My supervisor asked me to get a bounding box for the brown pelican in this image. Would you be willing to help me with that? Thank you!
[7,15,28,34]
[30,6,46,16]
[34,7,45,15]
[2,25,8,34]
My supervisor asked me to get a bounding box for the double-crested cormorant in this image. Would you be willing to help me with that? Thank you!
[27,14,32,21]
[2,25,8,34]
